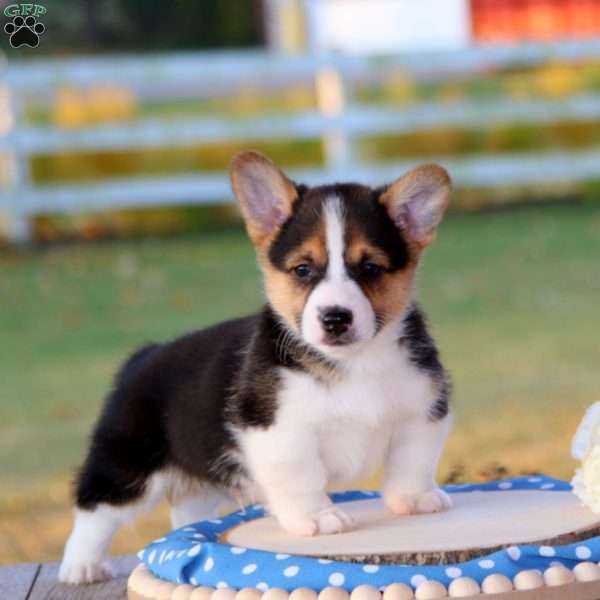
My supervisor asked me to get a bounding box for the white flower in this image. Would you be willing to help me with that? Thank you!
[572,445,600,513]
[572,401,600,460]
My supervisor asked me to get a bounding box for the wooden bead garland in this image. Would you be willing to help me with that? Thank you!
[543,565,576,586]
[237,588,265,600]
[447,577,480,597]
[319,587,350,600]
[289,587,318,600]
[574,561,600,581]
[127,562,600,599]
[262,589,291,600]
[382,582,414,600]
[350,585,382,600]
[414,580,447,599]
[513,569,544,590]
[212,588,237,600]
[171,584,195,600]
[190,587,216,600]
[481,573,513,593]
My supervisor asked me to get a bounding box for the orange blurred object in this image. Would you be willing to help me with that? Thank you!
[471,0,600,43]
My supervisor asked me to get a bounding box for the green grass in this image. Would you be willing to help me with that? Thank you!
[1,201,599,562]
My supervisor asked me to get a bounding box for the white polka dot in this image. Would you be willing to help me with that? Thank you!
[183,527,196,532]
[159,550,166,564]
[284,566,300,577]
[541,483,555,490]
[478,559,495,569]
[257,583,269,591]
[204,557,215,571]
[576,546,592,560]
[507,546,521,561]
[329,573,345,587]
[148,550,156,564]
[137,550,144,560]
[231,546,247,554]
[187,544,202,557]
[193,533,205,539]
[165,550,175,561]
[411,574,427,588]
[216,582,229,589]
[318,559,333,564]
[276,554,291,560]
[242,564,258,575]
[539,546,556,557]
[528,477,542,483]
[363,565,379,573]
[190,577,198,586]
[208,519,223,524]
[498,482,513,490]
[446,567,462,579]
[177,550,187,558]
[152,537,167,544]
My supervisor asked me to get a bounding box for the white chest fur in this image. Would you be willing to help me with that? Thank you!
[237,339,436,490]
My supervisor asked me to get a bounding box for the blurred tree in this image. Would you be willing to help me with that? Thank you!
[0,0,263,54]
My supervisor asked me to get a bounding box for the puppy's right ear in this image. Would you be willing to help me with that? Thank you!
[230,151,298,247]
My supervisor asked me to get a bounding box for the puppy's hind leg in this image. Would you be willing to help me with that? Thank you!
[170,483,229,530]
[59,470,168,584]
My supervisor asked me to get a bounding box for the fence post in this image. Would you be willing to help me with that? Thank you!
[3,81,32,244]
[303,0,355,174]
[315,66,352,171]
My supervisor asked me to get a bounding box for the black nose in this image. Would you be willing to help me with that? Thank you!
[319,306,353,335]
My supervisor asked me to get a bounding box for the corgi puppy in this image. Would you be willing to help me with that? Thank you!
[59,151,452,584]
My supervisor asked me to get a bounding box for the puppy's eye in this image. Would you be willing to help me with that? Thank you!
[362,262,384,278]
[293,263,313,279]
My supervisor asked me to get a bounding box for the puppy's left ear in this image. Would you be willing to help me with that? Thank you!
[379,164,451,248]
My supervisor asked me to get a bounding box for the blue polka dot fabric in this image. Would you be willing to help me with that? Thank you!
[139,476,598,592]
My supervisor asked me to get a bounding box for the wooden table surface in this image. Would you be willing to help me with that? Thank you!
[0,555,137,600]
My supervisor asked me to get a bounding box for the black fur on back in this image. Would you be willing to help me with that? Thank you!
[75,306,333,509]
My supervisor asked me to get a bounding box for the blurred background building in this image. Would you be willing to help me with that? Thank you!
[0,0,599,567]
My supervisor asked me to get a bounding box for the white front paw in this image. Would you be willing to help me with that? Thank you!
[278,506,354,536]
[58,557,114,584]
[313,506,354,535]
[384,486,452,516]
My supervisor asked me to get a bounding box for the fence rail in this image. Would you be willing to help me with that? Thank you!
[2,39,600,242]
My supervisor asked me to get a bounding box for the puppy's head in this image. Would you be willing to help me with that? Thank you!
[230,151,450,359]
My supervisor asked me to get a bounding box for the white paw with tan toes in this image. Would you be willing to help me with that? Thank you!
[384,486,452,516]
[58,557,114,584]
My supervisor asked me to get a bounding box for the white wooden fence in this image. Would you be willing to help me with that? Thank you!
[3,39,600,242]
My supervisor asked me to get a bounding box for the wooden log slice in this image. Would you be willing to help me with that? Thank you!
[224,490,600,565]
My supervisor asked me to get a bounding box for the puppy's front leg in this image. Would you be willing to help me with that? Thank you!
[383,415,452,516]
[242,430,353,536]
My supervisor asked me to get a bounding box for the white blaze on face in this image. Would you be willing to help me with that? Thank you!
[301,196,376,355]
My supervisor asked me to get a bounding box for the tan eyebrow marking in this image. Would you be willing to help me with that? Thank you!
[345,238,391,270]
[282,224,327,271]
